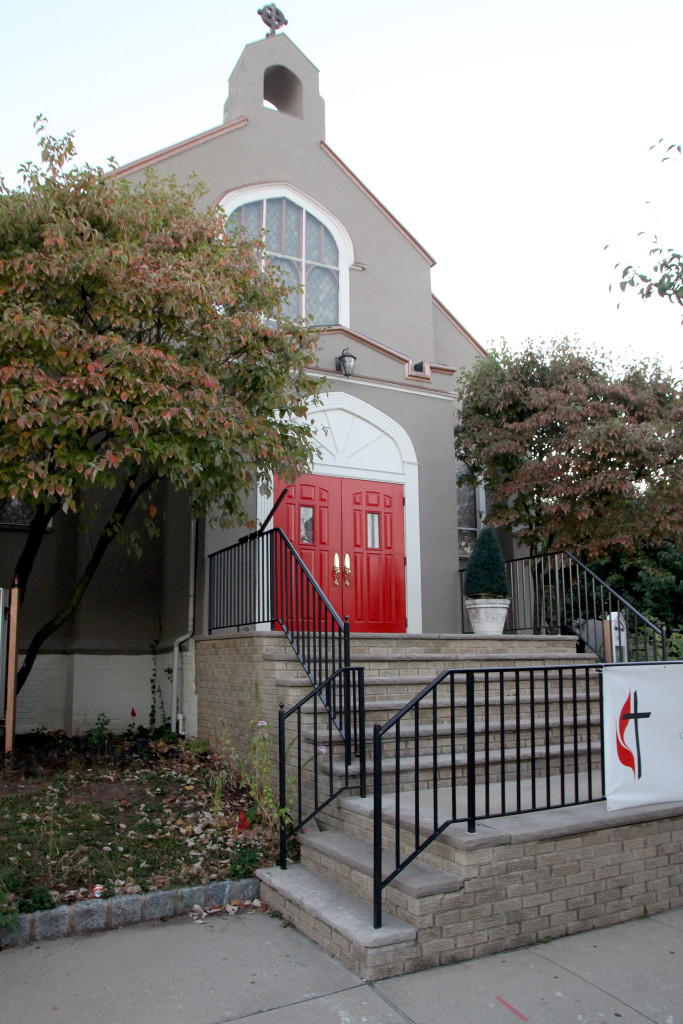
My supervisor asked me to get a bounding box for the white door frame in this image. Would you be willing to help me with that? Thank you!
[259,391,422,633]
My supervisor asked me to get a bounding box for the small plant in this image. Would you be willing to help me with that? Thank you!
[464,527,509,599]
[16,886,54,914]
[231,683,291,856]
[148,642,171,731]
[667,631,683,659]
[229,839,263,879]
[187,738,210,756]
[85,713,112,750]
[0,874,18,932]
[213,776,223,821]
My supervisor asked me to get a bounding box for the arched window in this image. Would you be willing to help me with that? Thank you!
[222,188,351,327]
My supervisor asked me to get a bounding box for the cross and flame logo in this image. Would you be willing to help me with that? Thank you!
[616,690,651,780]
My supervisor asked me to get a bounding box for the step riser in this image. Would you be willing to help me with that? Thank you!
[321,750,602,792]
[298,844,463,932]
[278,661,597,690]
[288,755,602,828]
[307,726,602,761]
[300,704,601,735]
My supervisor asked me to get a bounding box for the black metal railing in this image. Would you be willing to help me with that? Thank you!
[209,528,350,689]
[373,663,605,927]
[460,550,667,662]
[209,529,366,852]
[279,666,366,867]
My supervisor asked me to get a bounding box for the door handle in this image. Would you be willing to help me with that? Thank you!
[333,552,340,586]
[344,553,351,587]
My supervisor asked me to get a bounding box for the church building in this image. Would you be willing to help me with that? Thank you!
[5,15,486,736]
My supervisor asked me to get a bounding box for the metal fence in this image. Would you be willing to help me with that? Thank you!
[372,663,605,927]
[460,550,667,662]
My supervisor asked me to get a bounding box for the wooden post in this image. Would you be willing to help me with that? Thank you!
[4,577,20,757]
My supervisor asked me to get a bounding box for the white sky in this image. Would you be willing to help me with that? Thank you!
[2,0,682,371]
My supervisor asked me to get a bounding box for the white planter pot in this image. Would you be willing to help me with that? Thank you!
[465,598,510,635]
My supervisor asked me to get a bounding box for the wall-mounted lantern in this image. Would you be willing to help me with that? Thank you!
[335,348,357,377]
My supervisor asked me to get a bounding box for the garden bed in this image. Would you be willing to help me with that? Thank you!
[0,726,279,929]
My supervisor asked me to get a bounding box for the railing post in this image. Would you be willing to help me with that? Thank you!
[358,668,367,799]
[278,702,288,870]
[466,670,476,833]
[343,615,350,669]
[373,722,383,928]
[343,667,352,767]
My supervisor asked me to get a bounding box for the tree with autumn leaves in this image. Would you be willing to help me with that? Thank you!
[454,339,683,560]
[0,121,320,692]
[615,142,683,320]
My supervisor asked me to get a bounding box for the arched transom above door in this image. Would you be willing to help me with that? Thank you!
[308,392,417,482]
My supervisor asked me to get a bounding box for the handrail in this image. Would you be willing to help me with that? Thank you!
[208,528,365,852]
[279,666,366,868]
[373,662,606,928]
[208,527,350,689]
[460,550,667,662]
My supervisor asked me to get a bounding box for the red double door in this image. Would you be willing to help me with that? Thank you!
[273,474,406,633]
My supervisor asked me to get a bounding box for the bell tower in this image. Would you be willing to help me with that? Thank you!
[223,8,326,140]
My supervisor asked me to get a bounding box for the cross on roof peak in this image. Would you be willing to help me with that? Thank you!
[258,5,288,36]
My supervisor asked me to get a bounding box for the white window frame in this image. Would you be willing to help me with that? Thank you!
[218,183,353,328]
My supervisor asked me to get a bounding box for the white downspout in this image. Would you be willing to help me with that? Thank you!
[171,519,197,735]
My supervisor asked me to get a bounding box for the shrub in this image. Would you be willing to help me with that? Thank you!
[464,527,509,599]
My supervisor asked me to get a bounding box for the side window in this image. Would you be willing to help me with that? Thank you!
[0,499,35,530]
[456,463,485,557]
[229,197,340,326]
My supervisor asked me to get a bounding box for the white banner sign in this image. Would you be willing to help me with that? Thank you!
[603,663,683,812]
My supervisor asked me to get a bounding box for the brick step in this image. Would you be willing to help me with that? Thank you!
[302,713,602,750]
[299,826,463,928]
[256,862,418,980]
[320,769,605,859]
[263,632,583,662]
[275,650,596,684]
[319,741,600,792]
[277,667,601,711]
[298,686,601,717]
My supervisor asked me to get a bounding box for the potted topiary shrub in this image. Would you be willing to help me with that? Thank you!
[463,526,510,635]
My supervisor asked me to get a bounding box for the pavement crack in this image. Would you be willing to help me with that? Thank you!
[209,981,377,1024]
[529,948,660,1024]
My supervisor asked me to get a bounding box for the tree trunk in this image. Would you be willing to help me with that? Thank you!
[16,472,158,694]
[13,501,62,603]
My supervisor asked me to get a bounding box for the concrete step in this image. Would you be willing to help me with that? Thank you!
[299,827,463,927]
[256,862,418,980]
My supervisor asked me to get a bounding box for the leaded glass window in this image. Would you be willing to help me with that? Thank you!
[230,198,339,326]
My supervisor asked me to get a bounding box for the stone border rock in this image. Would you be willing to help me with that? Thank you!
[0,877,260,949]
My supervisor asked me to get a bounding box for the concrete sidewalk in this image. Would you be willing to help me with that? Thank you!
[1,905,682,1024]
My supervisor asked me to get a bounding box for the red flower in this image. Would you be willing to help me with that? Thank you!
[237,810,249,832]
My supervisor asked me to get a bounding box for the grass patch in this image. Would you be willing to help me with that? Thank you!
[0,729,279,919]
